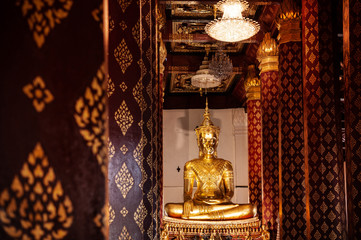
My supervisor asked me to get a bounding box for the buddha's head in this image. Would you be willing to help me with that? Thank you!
[195,100,220,158]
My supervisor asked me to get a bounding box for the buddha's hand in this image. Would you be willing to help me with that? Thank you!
[183,200,194,218]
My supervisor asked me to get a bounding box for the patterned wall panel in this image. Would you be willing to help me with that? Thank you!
[0,0,106,239]
[260,71,279,232]
[247,100,263,223]
[302,0,346,239]
[279,41,307,239]
[108,0,161,239]
[344,0,361,238]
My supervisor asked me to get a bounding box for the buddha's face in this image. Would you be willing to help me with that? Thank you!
[199,131,218,156]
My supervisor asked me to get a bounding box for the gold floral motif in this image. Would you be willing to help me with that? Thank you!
[0,143,73,239]
[133,127,147,168]
[92,3,103,30]
[108,77,115,97]
[74,64,107,175]
[93,204,108,237]
[114,101,134,136]
[119,82,128,92]
[134,200,147,233]
[146,48,152,65]
[120,145,128,155]
[119,21,127,31]
[132,20,147,47]
[114,39,133,74]
[115,163,134,198]
[23,76,54,112]
[120,207,128,217]
[133,80,146,112]
[119,226,133,240]
[108,140,115,161]
[109,205,115,224]
[16,0,73,48]
[118,0,132,13]
[109,16,115,32]
[145,11,151,27]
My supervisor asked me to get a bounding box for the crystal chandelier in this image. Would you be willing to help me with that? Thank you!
[191,54,221,89]
[205,0,260,42]
[209,50,233,81]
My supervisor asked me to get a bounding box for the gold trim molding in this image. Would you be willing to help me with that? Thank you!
[257,33,279,73]
[245,65,261,101]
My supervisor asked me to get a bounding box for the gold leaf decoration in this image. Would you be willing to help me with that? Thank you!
[119,226,133,240]
[108,77,115,97]
[109,16,115,32]
[108,140,115,161]
[109,205,115,224]
[134,200,147,233]
[120,207,128,217]
[118,0,132,13]
[119,82,128,92]
[145,11,151,27]
[119,21,127,31]
[137,59,147,79]
[133,80,146,112]
[93,204,107,237]
[114,100,134,136]
[0,143,73,239]
[23,76,54,112]
[115,163,134,198]
[132,20,147,47]
[91,3,103,30]
[120,145,128,155]
[114,39,133,74]
[16,0,73,48]
[74,63,107,175]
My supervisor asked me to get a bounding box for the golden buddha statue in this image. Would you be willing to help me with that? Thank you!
[165,100,257,220]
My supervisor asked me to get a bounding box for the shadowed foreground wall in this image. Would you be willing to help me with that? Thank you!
[0,0,106,239]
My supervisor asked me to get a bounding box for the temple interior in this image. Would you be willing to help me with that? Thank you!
[1,0,361,239]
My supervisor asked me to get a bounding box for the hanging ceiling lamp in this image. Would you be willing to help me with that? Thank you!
[205,0,260,43]
[191,53,221,89]
[209,49,233,81]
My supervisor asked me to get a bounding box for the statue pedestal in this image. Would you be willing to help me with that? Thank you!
[161,216,270,240]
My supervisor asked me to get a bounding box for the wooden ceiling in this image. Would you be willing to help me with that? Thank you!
[159,0,281,109]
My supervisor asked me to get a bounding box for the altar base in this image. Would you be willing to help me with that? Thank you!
[161,216,270,240]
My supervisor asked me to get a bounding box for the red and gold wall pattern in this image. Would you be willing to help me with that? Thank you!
[0,0,106,239]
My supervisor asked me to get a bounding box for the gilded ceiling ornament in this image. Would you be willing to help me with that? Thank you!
[132,20,147,47]
[120,207,128,217]
[119,226,133,240]
[115,163,134,199]
[114,100,134,136]
[278,0,301,44]
[119,82,128,92]
[74,64,107,175]
[118,0,132,13]
[134,200,147,233]
[16,0,73,48]
[256,33,279,73]
[108,77,115,97]
[114,39,133,74]
[0,143,73,239]
[23,76,54,112]
[244,65,260,101]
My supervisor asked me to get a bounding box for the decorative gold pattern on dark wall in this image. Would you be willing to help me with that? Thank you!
[279,41,307,239]
[344,0,361,238]
[260,71,279,232]
[302,0,346,239]
[247,100,263,223]
[108,0,161,239]
[0,0,106,239]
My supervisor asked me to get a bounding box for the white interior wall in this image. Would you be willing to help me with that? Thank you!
[163,108,249,208]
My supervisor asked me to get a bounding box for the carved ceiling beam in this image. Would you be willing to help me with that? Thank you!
[159,0,281,5]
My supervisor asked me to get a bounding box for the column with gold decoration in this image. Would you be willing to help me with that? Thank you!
[245,65,262,224]
[257,33,279,234]
[278,0,307,239]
